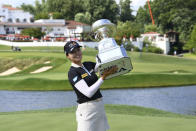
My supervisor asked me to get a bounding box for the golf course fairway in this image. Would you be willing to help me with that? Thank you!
[1,46,196,90]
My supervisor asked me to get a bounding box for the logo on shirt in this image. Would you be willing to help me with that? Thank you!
[73,76,78,82]
[81,73,88,78]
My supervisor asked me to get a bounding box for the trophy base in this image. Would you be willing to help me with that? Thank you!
[98,57,133,79]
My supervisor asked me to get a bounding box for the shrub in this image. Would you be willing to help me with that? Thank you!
[13,40,33,42]
[143,38,152,47]
[143,46,163,54]
[133,46,141,52]
[21,28,45,39]
[124,42,133,51]
[123,41,141,52]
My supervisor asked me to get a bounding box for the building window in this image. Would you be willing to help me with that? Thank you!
[8,18,12,23]
[23,19,27,22]
[16,18,20,23]
[58,28,61,31]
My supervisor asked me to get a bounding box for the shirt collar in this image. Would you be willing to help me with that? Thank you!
[71,63,82,68]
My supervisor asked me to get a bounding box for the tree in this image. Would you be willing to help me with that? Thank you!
[52,12,64,19]
[136,0,196,44]
[34,12,49,20]
[144,24,158,33]
[119,0,134,22]
[169,8,194,42]
[74,12,91,24]
[21,28,45,39]
[83,0,119,24]
[115,21,141,44]
[20,0,120,23]
[21,4,36,15]
[47,0,85,20]
[184,25,196,53]
[21,0,48,20]
[136,5,152,25]
[153,0,196,42]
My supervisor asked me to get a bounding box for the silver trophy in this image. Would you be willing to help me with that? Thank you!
[92,19,133,79]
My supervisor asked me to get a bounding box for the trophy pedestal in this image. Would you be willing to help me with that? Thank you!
[96,41,133,79]
[98,57,132,79]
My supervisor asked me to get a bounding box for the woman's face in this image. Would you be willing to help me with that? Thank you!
[67,47,82,63]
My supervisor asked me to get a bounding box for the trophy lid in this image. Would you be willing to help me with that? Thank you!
[92,19,116,40]
[92,19,115,32]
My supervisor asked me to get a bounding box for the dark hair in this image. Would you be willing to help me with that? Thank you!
[64,44,67,54]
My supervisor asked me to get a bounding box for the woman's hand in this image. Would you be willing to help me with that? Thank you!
[101,66,118,80]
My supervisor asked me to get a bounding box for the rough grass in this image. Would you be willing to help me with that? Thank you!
[0,57,50,73]
[0,105,196,131]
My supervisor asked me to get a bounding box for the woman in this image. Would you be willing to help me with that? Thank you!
[64,41,117,131]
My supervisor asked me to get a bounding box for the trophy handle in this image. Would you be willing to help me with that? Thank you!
[96,55,102,63]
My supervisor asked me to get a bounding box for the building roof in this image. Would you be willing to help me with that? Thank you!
[66,20,89,26]
[0,22,65,27]
[35,19,65,24]
[143,32,159,34]
[2,5,21,11]
[7,34,30,38]
[166,31,179,34]
[0,20,88,28]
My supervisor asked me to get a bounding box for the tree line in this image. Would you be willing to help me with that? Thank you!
[136,0,196,53]
[20,0,196,53]
[21,0,134,24]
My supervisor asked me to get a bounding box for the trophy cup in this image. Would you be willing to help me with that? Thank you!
[92,19,133,79]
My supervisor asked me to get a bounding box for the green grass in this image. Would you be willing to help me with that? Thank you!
[0,44,63,52]
[0,45,196,90]
[0,105,196,131]
[183,53,196,59]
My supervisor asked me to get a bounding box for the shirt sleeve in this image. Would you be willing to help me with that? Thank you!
[68,65,104,98]
[68,70,82,86]
[74,78,104,98]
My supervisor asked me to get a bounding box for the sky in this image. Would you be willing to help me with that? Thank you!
[0,0,147,15]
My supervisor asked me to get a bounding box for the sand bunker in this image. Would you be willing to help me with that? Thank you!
[30,66,53,74]
[0,67,21,76]
[44,61,51,64]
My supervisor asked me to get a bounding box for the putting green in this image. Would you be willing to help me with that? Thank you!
[0,105,195,131]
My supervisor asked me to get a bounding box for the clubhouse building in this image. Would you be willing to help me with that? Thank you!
[0,5,91,41]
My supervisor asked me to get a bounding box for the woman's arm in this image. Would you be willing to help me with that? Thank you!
[74,66,118,98]
[74,78,104,98]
